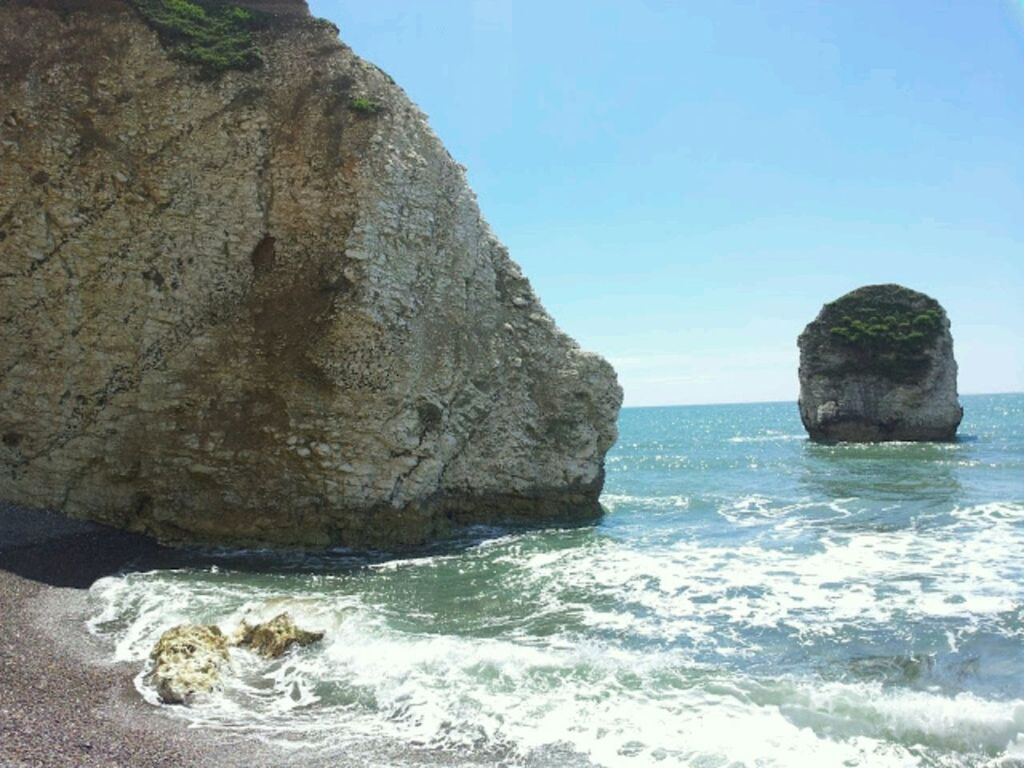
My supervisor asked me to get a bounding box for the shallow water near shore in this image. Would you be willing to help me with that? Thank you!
[88,393,1024,767]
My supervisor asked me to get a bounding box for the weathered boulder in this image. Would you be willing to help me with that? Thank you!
[146,624,230,705]
[146,614,323,704]
[0,1,622,548]
[230,612,324,658]
[798,284,962,442]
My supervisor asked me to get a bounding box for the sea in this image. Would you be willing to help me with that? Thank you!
[87,392,1024,767]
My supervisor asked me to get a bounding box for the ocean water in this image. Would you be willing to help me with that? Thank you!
[88,393,1024,767]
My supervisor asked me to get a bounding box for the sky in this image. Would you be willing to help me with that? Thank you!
[309,0,1024,407]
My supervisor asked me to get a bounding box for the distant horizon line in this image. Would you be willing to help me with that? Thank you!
[621,390,1024,410]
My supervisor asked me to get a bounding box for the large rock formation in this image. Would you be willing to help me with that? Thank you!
[0,0,622,548]
[798,284,962,442]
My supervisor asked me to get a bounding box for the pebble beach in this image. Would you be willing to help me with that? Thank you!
[0,504,279,768]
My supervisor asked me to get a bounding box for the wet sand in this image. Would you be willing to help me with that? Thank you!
[0,504,286,768]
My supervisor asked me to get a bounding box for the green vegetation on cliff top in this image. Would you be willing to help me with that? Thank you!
[817,284,946,380]
[129,0,264,76]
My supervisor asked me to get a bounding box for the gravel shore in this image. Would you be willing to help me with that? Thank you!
[0,504,288,768]
[0,505,513,768]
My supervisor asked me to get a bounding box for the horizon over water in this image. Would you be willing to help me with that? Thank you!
[620,389,1023,410]
[89,393,1024,767]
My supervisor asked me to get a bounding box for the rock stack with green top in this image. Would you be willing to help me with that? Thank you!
[798,284,962,442]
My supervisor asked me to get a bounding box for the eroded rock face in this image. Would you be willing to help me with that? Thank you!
[147,624,229,705]
[231,612,324,658]
[798,284,962,442]
[0,1,622,547]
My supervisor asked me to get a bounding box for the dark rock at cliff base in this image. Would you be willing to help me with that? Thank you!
[798,284,962,443]
[0,0,622,548]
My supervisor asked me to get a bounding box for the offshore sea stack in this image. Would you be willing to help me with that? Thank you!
[798,284,962,443]
[0,0,622,547]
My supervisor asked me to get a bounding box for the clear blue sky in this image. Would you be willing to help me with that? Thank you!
[310,0,1024,406]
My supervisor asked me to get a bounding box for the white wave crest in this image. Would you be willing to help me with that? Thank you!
[85,499,1024,767]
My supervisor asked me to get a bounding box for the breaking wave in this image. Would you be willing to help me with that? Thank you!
[87,396,1024,767]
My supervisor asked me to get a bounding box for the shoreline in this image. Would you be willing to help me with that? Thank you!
[0,504,505,768]
[0,503,290,768]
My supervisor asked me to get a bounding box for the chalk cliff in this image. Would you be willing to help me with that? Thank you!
[798,284,961,443]
[0,0,622,547]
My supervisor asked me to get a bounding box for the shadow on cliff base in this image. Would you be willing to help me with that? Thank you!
[0,502,597,589]
[0,504,173,588]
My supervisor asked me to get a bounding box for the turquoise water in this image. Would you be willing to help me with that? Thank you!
[89,393,1024,767]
